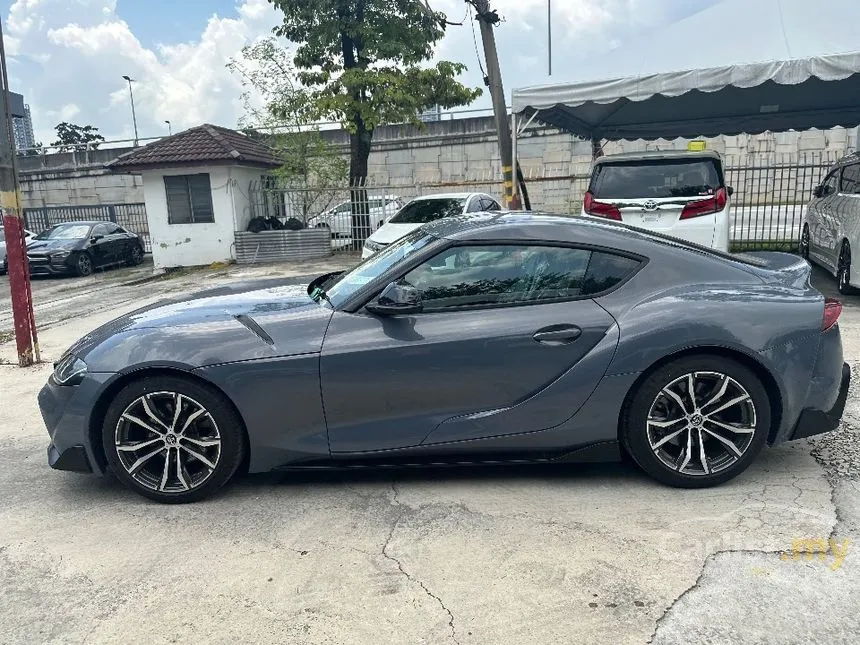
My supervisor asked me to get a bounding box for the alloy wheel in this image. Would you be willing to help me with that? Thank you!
[646,371,757,476]
[77,254,92,276]
[114,391,222,493]
[800,226,810,259]
[131,246,143,265]
[838,244,851,293]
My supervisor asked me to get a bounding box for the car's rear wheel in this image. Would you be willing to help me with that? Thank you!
[128,244,144,266]
[102,375,245,503]
[800,225,810,260]
[838,242,856,295]
[75,252,93,277]
[622,355,770,488]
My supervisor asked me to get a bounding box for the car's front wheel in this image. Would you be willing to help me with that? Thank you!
[128,244,144,266]
[622,355,770,488]
[102,375,246,503]
[75,252,93,277]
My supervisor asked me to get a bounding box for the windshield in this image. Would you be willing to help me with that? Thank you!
[35,224,91,240]
[591,159,723,199]
[388,198,465,224]
[323,230,435,308]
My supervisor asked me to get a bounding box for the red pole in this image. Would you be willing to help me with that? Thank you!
[0,19,38,366]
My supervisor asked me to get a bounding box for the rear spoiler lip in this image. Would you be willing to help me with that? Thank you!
[741,251,813,290]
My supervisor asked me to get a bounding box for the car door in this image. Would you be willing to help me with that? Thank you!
[837,162,860,261]
[810,170,840,267]
[320,243,634,453]
[88,223,113,267]
[103,223,129,263]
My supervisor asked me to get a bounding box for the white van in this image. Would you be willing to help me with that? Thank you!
[582,150,732,251]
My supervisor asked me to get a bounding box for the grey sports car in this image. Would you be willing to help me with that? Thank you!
[39,213,850,503]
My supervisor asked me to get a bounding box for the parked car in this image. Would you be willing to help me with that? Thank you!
[583,150,732,251]
[802,152,860,294]
[362,192,502,258]
[26,221,145,277]
[307,195,402,241]
[41,212,849,503]
[0,227,36,274]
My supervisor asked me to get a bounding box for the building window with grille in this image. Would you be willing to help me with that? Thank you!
[164,174,215,224]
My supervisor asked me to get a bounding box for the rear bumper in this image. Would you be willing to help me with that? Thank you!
[790,362,851,440]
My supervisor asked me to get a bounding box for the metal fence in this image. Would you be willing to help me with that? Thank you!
[23,203,151,252]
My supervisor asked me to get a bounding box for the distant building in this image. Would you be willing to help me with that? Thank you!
[419,105,442,123]
[10,92,35,151]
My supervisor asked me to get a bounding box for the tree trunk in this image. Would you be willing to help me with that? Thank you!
[349,118,374,250]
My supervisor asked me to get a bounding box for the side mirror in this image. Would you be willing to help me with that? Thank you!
[813,186,824,199]
[726,186,735,197]
[90,234,104,243]
[366,282,423,316]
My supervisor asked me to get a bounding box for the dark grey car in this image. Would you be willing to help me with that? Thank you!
[39,213,850,503]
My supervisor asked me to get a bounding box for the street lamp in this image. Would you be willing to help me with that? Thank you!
[165,120,172,136]
[121,75,139,146]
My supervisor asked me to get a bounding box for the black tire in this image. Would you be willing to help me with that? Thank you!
[838,242,857,295]
[102,375,246,503]
[800,225,810,261]
[75,252,93,277]
[621,355,770,488]
[128,244,144,267]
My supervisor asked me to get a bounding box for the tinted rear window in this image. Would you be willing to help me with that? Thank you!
[389,198,465,224]
[591,158,724,199]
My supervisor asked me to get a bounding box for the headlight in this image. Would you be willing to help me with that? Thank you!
[49,250,70,258]
[363,240,383,253]
[52,354,87,386]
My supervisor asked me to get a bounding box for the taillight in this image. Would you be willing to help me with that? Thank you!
[584,191,622,221]
[822,297,842,332]
[681,187,728,220]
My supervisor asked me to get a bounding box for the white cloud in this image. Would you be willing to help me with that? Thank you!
[3,0,721,146]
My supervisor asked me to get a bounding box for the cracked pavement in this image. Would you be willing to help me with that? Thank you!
[0,265,858,644]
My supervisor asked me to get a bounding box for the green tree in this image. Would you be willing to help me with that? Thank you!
[50,122,105,152]
[227,37,348,223]
[268,0,482,185]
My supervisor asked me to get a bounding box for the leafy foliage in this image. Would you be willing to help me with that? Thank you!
[228,37,348,222]
[268,0,482,181]
[50,122,105,152]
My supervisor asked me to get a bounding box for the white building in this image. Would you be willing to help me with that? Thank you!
[108,124,282,270]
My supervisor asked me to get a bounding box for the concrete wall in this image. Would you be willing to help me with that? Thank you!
[142,165,263,269]
[18,146,144,209]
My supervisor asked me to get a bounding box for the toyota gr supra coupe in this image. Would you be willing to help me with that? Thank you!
[39,213,850,503]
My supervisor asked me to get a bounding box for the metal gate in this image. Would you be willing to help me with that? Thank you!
[23,203,151,252]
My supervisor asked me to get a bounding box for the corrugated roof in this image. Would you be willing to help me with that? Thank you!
[107,124,282,171]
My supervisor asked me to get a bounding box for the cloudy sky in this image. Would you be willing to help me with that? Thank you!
[2,0,721,146]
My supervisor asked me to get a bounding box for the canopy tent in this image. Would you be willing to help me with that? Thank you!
[511,0,860,141]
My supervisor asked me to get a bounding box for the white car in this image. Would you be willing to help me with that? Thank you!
[582,150,732,252]
[307,195,402,242]
[361,192,502,259]
[0,228,36,274]
[802,152,860,294]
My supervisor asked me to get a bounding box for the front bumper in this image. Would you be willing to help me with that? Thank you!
[39,372,113,475]
[28,256,74,276]
[790,362,851,440]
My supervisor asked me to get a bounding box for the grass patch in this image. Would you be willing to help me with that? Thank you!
[0,330,14,345]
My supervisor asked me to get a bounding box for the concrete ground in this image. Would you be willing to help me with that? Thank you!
[0,261,858,645]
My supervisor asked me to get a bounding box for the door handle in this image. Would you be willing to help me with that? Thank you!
[533,326,582,345]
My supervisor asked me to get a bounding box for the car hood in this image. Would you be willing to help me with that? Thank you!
[367,222,421,245]
[67,280,335,371]
[27,238,84,254]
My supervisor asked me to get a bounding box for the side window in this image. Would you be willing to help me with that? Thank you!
[92,224,110,237]
[466,197,483,213]
[102,223,121,235]
[822,171,840,196]
[402,245,593,309]
[485,199,502,211]
[841,163,860,195]
[582,252,641,295]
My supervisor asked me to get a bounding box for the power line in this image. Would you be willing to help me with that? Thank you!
[470,12,488,84]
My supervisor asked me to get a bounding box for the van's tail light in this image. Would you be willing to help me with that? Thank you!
[584,191,622,221]
[680,187,728,220]
[822,297,843,332]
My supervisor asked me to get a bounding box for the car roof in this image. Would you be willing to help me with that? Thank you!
[594,149,722,165]
[828,151,860,172]
[49,221,102,226]
[409,192,487,202]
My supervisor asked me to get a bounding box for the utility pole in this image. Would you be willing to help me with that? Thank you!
[0,19,39,366]
[122,75,139,146]
[472,1,521,209]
